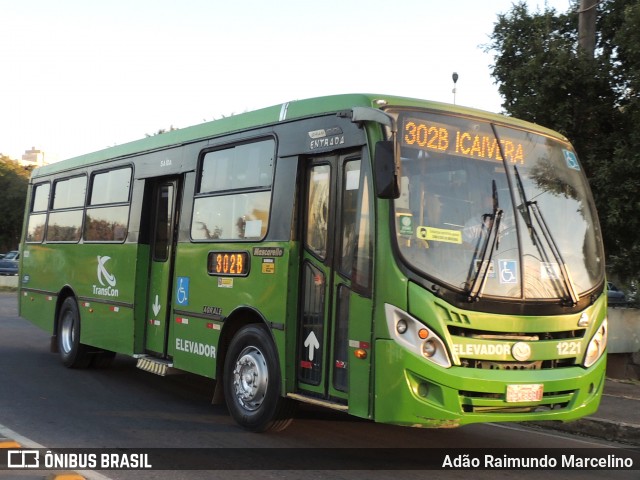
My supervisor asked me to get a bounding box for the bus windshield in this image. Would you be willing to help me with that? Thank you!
[392,110,604,301]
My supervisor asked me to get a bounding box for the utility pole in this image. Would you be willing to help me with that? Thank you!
[578,0,598,57]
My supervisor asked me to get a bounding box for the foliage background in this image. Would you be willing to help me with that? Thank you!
[486,0,640,290]
[0,157,30,253]
[2,0,638,291]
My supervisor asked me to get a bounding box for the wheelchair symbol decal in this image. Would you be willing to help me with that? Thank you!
[176,276,190,306]
[563,149,580,171]
[499,260,518,284]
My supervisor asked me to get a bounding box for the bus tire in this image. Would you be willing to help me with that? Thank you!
[224,324,295,432]
[57,297,91,369]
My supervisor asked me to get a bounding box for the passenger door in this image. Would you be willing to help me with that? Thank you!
[296,150,374,410]
[145,178,181,355]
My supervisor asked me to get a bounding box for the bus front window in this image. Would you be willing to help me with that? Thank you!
[391,111,604,302]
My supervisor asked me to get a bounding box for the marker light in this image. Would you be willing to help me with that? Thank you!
[584,318,607,368]
[354,348,368,359]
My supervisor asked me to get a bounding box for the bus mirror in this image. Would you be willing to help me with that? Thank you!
[374,140,400,199]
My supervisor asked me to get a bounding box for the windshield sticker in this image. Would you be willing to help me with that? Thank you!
[541,262,560,280]
[398,214,413,235]
[474,260,496,278]
[563,149,580,170]
[499,259,518,284]
[417,226,462,244]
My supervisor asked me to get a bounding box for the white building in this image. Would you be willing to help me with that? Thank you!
[19,147,47,167]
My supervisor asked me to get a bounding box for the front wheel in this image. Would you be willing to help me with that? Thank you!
[57,297,92,368]
[224,324,295,432]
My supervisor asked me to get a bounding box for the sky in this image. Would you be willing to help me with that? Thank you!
[0,0,573,162]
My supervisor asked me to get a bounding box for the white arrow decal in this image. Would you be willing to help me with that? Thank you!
[303,331,320,361]
[152,295,161,317]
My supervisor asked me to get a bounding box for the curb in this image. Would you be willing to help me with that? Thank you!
[529,417,640,446]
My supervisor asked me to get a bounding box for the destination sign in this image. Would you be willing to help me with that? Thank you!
[207,251,250,277]
[401,117,525,164]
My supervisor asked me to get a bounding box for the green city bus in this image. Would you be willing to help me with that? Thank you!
[18,94,608,432]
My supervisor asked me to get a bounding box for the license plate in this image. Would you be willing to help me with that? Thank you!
[506,384,544,403]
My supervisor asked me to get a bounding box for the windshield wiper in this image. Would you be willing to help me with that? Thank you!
[466,180,503,302]
[513,166,580,306]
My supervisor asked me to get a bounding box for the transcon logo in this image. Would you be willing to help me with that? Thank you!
[94,256,119,297]
[97,256,116,287]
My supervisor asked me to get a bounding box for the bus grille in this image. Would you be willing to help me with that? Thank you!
[447,326,583,370]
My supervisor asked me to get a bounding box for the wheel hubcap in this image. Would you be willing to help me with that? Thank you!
[232,346,268,411]
[60,312,75,354]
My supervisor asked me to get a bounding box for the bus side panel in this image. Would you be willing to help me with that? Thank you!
[346,292,373,419]
[74,243,139,355]
[283,242,301,394]
[168,242,292,379]
[132,244,150,354]
[77,300,135,355]
[20,244,63,334]
[21,243,140,355]
[169,311,220,378]
[19,290,57,334]
[167,241,220,377]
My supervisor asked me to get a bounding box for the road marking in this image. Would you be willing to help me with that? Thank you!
[0,440,21,448]
[0,422,114,480]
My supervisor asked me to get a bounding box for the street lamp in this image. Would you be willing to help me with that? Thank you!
[452,72,459,105]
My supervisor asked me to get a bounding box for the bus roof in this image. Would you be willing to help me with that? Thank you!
[32,93,567,178]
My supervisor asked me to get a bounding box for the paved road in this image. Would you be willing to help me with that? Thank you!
[0,292,637,480]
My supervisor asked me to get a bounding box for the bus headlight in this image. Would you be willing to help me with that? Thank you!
[583,318,607,368]
[422,339,437,357]
[396,319,408,334]
[384,304,451,368]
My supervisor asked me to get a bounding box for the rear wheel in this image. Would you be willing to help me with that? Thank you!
[224,324,295,432]
[57,297,92,368]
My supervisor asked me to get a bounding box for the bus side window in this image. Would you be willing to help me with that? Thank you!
[26,183,50,243]
[153,185,173,261]
[341,159,373,294]
[192,139,275,242]
[47,176,86,243]
[305,165,330,259]
[84,167,132,242]
[340,160,361,274]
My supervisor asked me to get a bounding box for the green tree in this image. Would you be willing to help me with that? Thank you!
[486,0,640,283]
[598,0,640,280]
[0,156,31,252]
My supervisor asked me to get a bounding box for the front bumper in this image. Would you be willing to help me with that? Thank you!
[374,339,606,428]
